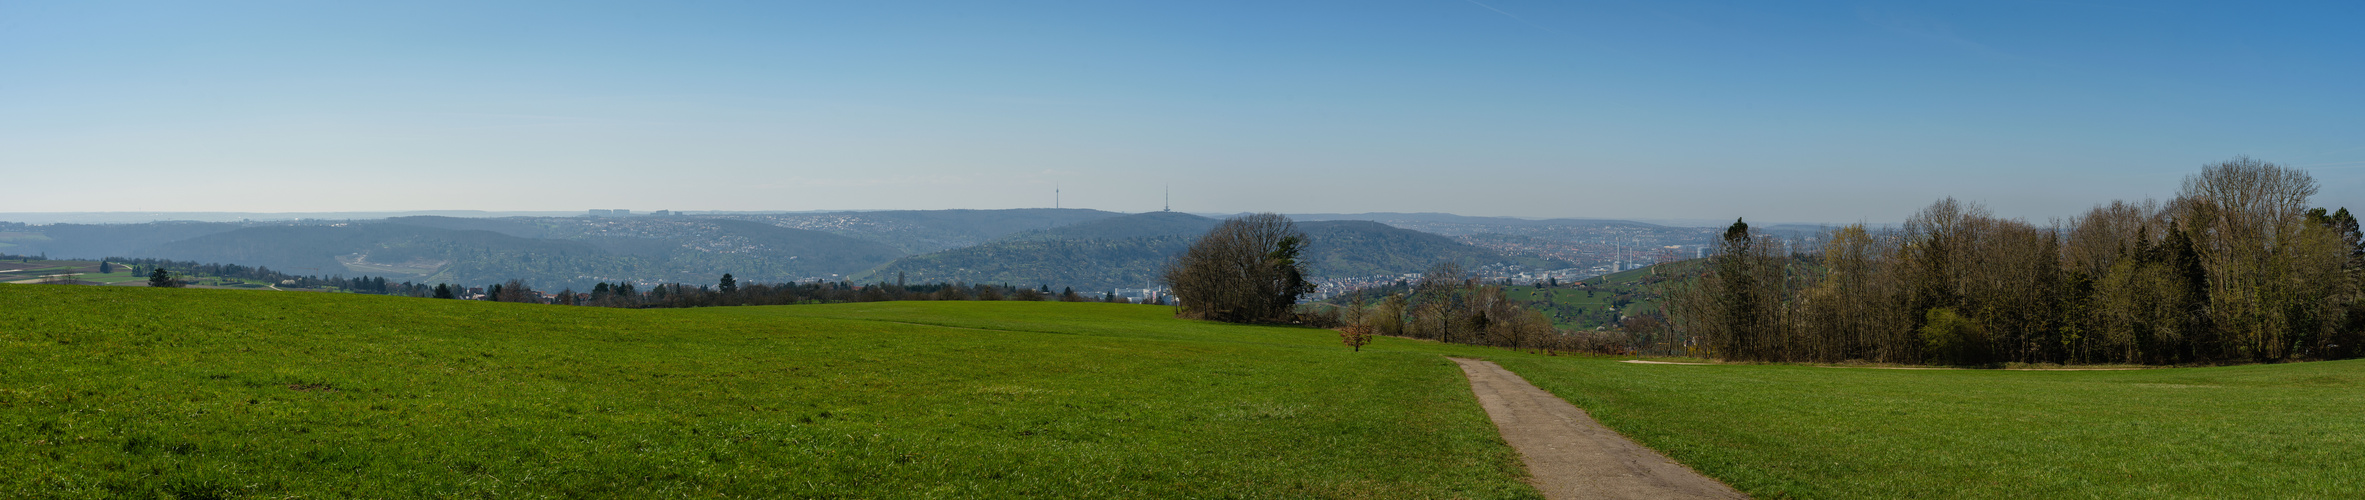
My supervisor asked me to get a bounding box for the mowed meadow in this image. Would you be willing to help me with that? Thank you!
[1502,358,2365,498]
[4,284,2363,498]
[0,286,1530,498]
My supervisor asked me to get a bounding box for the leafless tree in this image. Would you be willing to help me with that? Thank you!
[495,280,536,303]
[1161,213,1315,323]
[2176,156,2321,360]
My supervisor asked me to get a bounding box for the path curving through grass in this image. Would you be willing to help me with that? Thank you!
[1455,358,1744,500]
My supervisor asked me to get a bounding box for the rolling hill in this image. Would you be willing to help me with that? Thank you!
[0,221,244,259]
[1005,210,1223,241]
[856,212,1570,291]
[717,208,1129,253]
[129,219,904,289]
[1294,220,1562,277]
[4,210,1595,291]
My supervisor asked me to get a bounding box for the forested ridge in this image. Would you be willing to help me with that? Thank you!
[117,221,902,289]
[1295,220,1565,277]
[857,236,1196,291]
[858,213,1567,291]
[719,208,1129,253]
[1672,158,2362,365]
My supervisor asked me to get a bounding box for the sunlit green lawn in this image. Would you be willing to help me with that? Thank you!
[0,285,1532,498]
[1496,357,2365,499]
[5,284,2360,498]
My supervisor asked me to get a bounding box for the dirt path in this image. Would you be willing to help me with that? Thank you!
[1452,358,1746,500]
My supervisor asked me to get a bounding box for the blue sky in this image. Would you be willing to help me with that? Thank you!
[3,1,2359,223]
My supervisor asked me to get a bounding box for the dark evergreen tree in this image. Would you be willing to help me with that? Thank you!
[720,273,738,293]
[1713,218,1763,360]
[2162,221,2213,360]
[2334,208,2363,258]
[434,283,455,299]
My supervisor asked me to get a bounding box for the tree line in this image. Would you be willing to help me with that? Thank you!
[1161,214,1621,354]
[1670,157,2362,365]
[24,254,1161,311]
[465,274,1160,309]
[1332,262,1595,351]
[1325,273,1665,333]
[101,257,421,294]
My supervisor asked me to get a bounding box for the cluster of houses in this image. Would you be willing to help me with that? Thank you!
[586,209,677,217]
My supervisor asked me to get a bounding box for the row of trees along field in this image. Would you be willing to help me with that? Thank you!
[1334,262,1617,351]
[474,275,1158,308]
[1163,214,1624,353]
[61,255,1154,310]
[103,257,414,294]
[1671,157,2364,365]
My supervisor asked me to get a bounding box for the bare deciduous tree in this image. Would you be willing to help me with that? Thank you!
[2177,156,2322,361]
[1666,157,2362,366]
[1162,213,1315,323]
[495,280,537,303]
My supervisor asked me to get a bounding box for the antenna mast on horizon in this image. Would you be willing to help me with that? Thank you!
[1164,184,1170,212]
[1055,183,1061,210]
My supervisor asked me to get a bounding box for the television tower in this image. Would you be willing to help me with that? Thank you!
[1055,183,1061,209]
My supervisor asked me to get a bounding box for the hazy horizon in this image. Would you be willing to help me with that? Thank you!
[5,1,2359,222]
[0,208,1849,229]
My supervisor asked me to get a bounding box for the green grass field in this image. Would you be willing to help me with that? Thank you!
[1,266,80,276]
[4,284,2360,498]
[0,285,1533,498]
[1496,359,2365,498]
[0,259,307,289]
[0,260,113,285]
[64,270,150,284]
